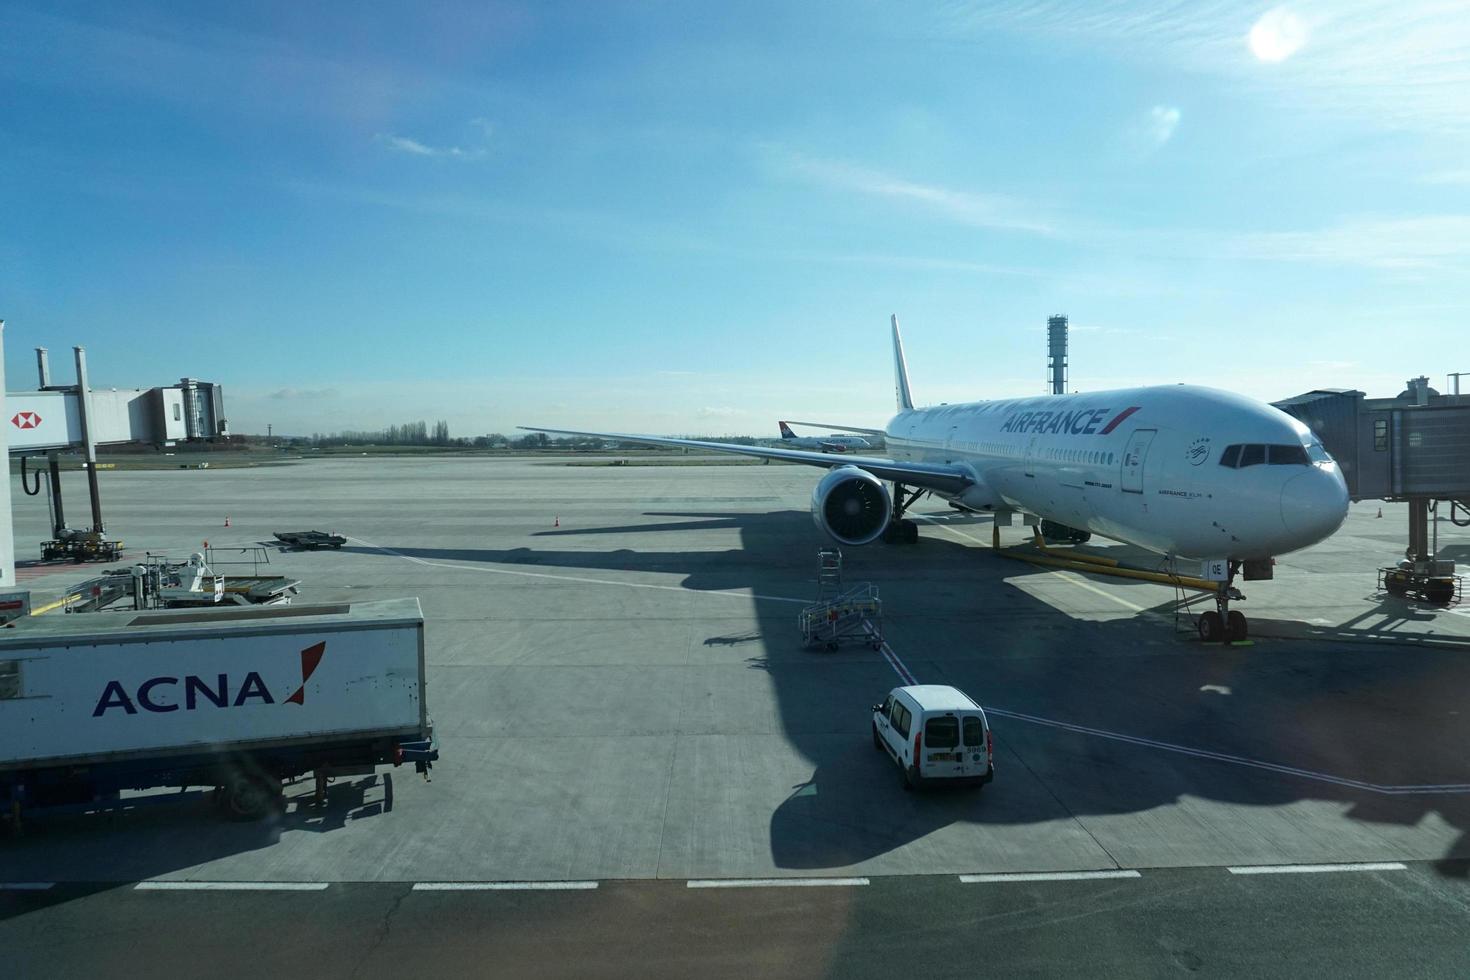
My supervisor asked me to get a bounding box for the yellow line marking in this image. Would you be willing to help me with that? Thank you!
[914,514,1147,612]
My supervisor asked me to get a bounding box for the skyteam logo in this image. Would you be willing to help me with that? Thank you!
[1186,437,1212,466]
[92,641,328,716]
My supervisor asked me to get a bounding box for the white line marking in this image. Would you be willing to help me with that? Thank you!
[412,881,599,891]
[864,621,917,685]
[959,870,1141,883]
[912,515,1147,612]
[348,535,807,605]
[1227,862,1407,876]
[874,627,1470,797]
[134,881,330,891]
[0,882,55,890]
[686,877,869,889]
[985,706,1470,796]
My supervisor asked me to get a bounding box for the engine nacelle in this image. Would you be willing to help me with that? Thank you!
[811,466,892,546]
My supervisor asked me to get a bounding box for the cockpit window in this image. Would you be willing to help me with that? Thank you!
[1219,445,1241,468]
[1306,442,1332,463]
[1238,444,1265,467]
[1267,444,1309,465]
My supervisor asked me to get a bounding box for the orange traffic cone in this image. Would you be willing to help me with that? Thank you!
[1376,508,1382,518]
[554,516,560,527]
[224,516,231,527]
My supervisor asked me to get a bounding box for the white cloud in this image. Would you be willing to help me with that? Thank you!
[1249,7,1310,62]
[1422,169,1470,184]
[771,150,1055,235]
[1147,105,1181,146]
[375,123,490,159]
[1229,215,1470,269]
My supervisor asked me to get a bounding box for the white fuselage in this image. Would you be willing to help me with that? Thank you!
[884,384,1349,561]
[782,434,871,453]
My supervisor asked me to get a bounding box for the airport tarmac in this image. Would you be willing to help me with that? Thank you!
[4,456,1470,974]
[6,456,1470,883]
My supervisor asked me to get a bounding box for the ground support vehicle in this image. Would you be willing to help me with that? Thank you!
[0,598,436,827]
[799,584,883,651]
[274,530,346,550]
[872,685,993,791]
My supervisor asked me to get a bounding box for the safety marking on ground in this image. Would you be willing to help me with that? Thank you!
[872,634,1470,797]
[686,877,869,889]
[0,882,55,890]
[1227,862,1407,876]
[412,881,599,891]
[133,881,331,891]
[864,621,917,685]
[347,535,807,605]
[959,870,1141,883]
[911,515,1148,613]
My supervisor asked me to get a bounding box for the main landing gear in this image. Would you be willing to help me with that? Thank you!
[882,484,925,544]
[1197,560,1248,643]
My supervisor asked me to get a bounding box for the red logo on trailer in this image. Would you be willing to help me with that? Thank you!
[10,411,41,429]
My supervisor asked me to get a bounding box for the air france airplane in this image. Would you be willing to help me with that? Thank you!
[778,421,871,453]
[525,316,1349,642]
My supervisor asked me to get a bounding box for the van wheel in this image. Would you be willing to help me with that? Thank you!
[902,766,919,792]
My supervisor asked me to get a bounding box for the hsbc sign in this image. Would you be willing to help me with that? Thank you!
[10,411,42,429]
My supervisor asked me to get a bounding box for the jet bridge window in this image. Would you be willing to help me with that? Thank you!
[0,660,19,700]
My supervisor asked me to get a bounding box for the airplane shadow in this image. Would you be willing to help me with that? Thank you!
[361,507,1470,878]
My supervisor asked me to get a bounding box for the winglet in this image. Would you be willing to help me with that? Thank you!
[891,314,914,411]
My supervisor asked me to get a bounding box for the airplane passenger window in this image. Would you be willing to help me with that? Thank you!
[1268,445,1310,465]
[1219,445,1241,468]
[1239,445,1266,467]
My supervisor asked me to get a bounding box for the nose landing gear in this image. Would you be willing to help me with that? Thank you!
[1197,561,1248,643]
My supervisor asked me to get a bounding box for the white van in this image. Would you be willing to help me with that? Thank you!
[872,685,993,790]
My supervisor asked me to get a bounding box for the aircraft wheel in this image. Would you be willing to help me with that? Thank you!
[1226,611,1248,642]
[1197,611,1224,643]
[902,519,919,544]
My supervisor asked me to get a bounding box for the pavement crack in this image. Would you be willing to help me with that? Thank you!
[351,887,410,977]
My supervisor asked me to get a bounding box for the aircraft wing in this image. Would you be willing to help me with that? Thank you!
[518,426,972,495]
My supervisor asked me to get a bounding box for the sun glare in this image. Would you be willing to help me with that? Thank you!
[1248,7,1308,62]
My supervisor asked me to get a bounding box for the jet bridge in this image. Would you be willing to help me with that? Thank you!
[0,320,230,581]
[1276,379,1470,604]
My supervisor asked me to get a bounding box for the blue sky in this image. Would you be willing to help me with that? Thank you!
[2,1,1467,437]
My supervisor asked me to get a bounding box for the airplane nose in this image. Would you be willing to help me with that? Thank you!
[1280,466,1349,548]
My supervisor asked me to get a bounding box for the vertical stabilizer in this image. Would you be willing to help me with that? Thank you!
[891,314,914,412]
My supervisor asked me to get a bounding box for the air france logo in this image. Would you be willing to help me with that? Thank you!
[1186,437,1211,466]
[92,642,327,717]
[999,406,1140,436]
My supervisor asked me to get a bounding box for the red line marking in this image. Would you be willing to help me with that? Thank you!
[1099,406,1141,435]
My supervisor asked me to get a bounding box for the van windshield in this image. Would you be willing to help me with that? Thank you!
[925,716,959,749]
[963,716,985,746]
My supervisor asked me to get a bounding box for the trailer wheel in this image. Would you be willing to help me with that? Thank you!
[219,774,281,821]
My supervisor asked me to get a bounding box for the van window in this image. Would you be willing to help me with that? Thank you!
[962,716,984,746]
[892,704,911,738]
[880,696,893,721]
[925,716,959,749]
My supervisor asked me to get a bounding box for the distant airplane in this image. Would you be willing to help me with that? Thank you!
[524,315,1349,642]
[778,421,870,454]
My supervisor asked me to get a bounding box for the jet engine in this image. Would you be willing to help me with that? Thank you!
[811,466,892,546]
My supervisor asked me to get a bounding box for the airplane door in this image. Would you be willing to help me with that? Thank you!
[1120,429,1156,494]
[1023,435,1040,477]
